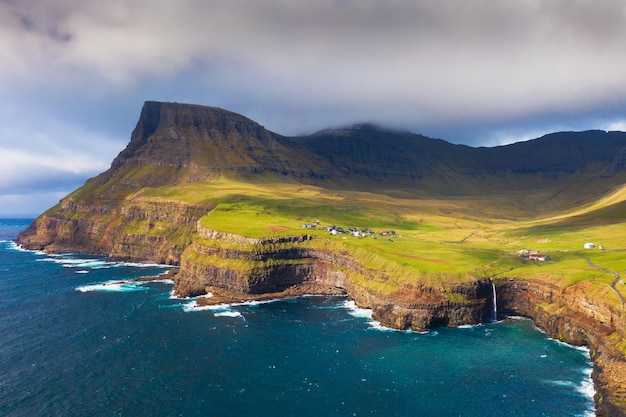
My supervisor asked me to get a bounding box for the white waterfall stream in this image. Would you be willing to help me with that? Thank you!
[491,281,498,322]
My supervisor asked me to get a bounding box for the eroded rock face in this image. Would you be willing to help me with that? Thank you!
[17,198,207,264]
[15,101,626,415]
[496,278,626,417]
[174,224,626,416]
[176,225,494,330]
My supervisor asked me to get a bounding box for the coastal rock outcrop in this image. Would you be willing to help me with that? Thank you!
[175,222,626,416]
[18,197,208,264]
[176,222,494,330]
[15,101,626,415]
[496,278,626,417]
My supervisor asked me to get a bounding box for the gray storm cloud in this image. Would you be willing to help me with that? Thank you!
[1,0,626,215]
[3,0,626,120]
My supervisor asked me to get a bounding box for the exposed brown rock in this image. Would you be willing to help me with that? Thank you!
[174,224,626,416]
[15,101,626,415]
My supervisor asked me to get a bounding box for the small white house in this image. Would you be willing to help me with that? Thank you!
[584,242,595,249]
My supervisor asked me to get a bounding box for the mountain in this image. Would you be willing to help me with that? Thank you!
[56,100,626,198]
[17,101,626,415]
[18,101,626,260]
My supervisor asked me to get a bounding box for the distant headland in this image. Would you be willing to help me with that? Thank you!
[17,101,626,415]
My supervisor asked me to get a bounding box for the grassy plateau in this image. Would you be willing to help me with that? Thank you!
[138,175,626,312]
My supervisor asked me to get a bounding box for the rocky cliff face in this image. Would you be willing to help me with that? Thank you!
[177,222,495,330]
[16,101,626,415]
[18,197,208,264]
[174,220,626,415]
[496,278,626,417]
[17,101,626,258]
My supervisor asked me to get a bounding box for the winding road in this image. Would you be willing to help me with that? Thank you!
[579,254,625,309]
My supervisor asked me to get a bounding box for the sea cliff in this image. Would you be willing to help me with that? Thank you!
[17,101,626,415]
[175,222,625,416]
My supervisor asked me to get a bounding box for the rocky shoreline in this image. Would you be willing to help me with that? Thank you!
[168,226,626,416]
[14,101,626,415]
[19,212,626,415]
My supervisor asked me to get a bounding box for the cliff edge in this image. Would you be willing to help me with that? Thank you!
[17,101,626,415]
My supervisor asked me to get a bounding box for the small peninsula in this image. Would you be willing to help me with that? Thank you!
[18,101,626,416]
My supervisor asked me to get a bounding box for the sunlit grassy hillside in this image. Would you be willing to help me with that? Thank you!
[139,175,626,305]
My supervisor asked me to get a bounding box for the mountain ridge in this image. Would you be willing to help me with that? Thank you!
[94,101,626,204]
[16,101,626,416]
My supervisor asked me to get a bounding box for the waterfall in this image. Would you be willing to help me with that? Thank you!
[491,281,498,322]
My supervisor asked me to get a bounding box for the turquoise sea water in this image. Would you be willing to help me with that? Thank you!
[0,219,595,416]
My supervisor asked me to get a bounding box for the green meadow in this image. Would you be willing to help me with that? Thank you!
[138,176,626,306]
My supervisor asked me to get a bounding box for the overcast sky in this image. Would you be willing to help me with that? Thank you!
[2,1,626,217]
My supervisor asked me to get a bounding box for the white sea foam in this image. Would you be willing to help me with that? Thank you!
[6,241,27,251]
[4,241,44,253]
[75,280,147,293]
[551,338,591,354]
[75,270,89,274]
[234,298,282,307]
[577,366,596,399]
[547,379,578,389]
[457,324,482,329]
[214,311,242,318]
[35,253,172,273]
[182,296,283,315]
[546,376,595,399]
[182,300,215,312]
[182,300,245,318]
[118,261,172,268]
[545,367,595,416]
[341,300,415,332]
[343,300,373,319]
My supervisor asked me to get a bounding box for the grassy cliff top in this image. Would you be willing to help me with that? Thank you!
[137,175,626,306]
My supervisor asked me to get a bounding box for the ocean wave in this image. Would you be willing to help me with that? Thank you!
[75,280,149,293]
[544,366,596,416]
[343,300,373,319]
[182,300,214,312]
[41,256,172,270]
[182,297,283,313]
[38,256,112,269]
[4,241,39,253]
[182,300,246,319]
[457,323,483,329]
[551,338,591,354]
[546,377,595,398]
[214,311,243,318]
[342,300,416,333]
[577,367,596,399]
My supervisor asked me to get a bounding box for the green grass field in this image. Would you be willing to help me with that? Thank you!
[133,175,626,305]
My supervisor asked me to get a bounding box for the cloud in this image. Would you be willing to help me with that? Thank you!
[0,101,122,194]
[3,1,626,121]
[606,121,626,132]
[1,0,626,215]
[0,191,70,218]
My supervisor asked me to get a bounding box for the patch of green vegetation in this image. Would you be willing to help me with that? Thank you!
[184,249,307,271]
[144,175,624,298]
[58,172,626,313]
[445,293,472,303]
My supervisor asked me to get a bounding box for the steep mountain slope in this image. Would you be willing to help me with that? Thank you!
[18,100,626,260]
[16,101,626,415]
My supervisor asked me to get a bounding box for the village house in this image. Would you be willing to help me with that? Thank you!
[528,252,549,261]
[516,249,549,261]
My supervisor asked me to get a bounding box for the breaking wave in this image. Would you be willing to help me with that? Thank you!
[75,280,149,293]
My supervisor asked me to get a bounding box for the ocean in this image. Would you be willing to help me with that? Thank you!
[0,219,595,416]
